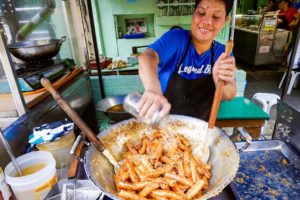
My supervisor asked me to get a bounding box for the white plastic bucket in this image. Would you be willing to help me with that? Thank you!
[4,151,57,200]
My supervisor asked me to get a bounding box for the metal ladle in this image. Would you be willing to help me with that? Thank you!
[0,128,23,176]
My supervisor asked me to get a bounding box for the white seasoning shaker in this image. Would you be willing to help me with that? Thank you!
[124,92,161,125]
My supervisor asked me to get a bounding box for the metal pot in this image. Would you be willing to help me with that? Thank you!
[96,95,132,122]
[8,36,66,62]
[84,115,241,200]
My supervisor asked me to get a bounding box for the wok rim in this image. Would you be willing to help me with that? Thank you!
[96,95,129,115]
[95,107,128,114]
[84,115,240,200]
[8,39,61,49]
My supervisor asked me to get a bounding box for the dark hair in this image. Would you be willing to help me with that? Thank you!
[194,0,233,16]
[281,0,292,7]
[170,25,183,30]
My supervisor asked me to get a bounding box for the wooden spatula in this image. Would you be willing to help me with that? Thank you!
[197,0,237,163]
[40,77,119,170]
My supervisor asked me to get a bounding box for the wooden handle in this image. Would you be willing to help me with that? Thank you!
[208,40,234,129]
[225,40,234,58]
[68,140,84,178]
[40,78,105,152]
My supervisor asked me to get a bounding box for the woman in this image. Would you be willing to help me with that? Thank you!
[277,0,300,30]
[277,0,300,66]
[137,0,236,121]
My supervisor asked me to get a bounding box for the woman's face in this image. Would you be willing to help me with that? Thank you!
[282,2,289,10]
[191,0,229,44]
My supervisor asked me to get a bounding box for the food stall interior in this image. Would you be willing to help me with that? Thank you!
[233,14,289,67]
[0,0,299,200]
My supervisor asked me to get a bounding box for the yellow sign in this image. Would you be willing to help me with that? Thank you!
[263,18,277,32]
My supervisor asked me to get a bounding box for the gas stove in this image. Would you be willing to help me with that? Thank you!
[0,59,75,93]
[15,59,75,92]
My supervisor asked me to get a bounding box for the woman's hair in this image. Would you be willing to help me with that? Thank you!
[194,0,233,16]
[281,0,292,7]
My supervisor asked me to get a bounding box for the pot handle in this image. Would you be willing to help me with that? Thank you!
[69,135,91,178]
[231,127,253,152]
[58,36,67,46]
[70,135,91,157]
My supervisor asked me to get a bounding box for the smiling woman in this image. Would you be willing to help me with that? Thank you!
[191,0,229,52]
[137,0,236,122]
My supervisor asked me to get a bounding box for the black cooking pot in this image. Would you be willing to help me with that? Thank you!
[96,95,132,122]
[8,36,66,62]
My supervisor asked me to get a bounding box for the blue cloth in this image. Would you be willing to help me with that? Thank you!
[293,2,300,9]
[28,119,74,145]
[148,29,227,93]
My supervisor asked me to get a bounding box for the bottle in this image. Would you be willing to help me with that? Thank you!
[0,167,14,200]
[258,6,262,14]
[123,92,161,125]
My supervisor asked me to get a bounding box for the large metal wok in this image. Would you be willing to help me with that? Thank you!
[8,36,66,62]
[96,95,132,122]
[85,115,240,200]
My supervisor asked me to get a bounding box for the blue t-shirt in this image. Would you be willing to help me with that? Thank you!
[148,29,227,93]
[293,2,300,10]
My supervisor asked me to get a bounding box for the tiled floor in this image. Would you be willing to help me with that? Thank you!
[242,65,300,112]
[238,63,300,139]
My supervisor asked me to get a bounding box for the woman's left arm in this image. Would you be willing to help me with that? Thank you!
[212,53,237,100]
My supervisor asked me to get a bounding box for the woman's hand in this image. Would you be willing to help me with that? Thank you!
[212,53,236,86]
[136,90,171,120]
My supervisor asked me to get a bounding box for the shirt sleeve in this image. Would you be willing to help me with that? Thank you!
[148,29,185,66]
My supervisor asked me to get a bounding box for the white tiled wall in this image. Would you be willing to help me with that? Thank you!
[90,75,144,129]
[90,75,144,100]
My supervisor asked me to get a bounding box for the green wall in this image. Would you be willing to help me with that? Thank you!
[94,0,230,58]
[95,0,156,58]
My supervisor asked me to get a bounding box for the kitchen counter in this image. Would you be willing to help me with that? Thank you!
[91,65,138,76]
[0,68,83,113]
[233,28,289,66]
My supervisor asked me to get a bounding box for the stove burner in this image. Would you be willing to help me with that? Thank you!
[15,59,56,71]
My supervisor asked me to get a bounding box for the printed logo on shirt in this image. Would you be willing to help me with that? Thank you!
[177,64,212,75]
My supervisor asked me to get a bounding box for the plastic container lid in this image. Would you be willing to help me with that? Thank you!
[36,131,75,151]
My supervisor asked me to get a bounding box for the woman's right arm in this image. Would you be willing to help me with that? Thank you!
[137,49,171,119]
[289,12,300,28]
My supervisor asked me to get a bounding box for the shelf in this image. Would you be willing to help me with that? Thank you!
[114,14,155,39]
[156,15,192,26]
[156,0,195,17]
[156,16,179,25]
[101,65,138,73]
[178,15,192,24]
[157,2,194,6]
[91,65,139,76]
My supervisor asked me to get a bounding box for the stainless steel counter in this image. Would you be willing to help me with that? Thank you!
[234,28,289,66]
[0,71,97,168]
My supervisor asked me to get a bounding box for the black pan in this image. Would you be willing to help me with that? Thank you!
[8,36,66,62]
